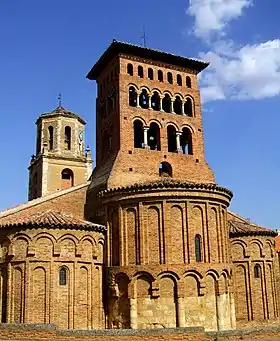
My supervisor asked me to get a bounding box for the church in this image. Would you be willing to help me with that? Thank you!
[0,40,278,331]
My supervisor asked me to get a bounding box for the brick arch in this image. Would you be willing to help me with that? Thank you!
[132,116,147,126]
[231,241,246,259]
[174,92,184,100]
[181,123,195,134]
[183,269,203,280]
[148,118,163,128]
[128,83,140,91]
[151,87,162,95]
[166,121,179,130]
[206,269,220,281]
[33,231,56,245]
[157,270,180,282]
[139,85,151,95]
[12,232,31,242]
[162,90,174,98]
[57,233,79,245]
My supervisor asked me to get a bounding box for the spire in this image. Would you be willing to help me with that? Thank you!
[141,26,148,48]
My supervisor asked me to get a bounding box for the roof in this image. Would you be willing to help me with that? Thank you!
[98,180,233,198]
[0,183,89,219]
[36,105,86,125]
[0,210,106,232]
[87,40,209,80]
[228,211,277,237]
[275,235,280,251]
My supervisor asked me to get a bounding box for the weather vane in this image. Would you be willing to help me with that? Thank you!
[141,27,148,48]
[58,93,62,108]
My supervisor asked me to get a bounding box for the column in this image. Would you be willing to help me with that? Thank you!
[130,298,137,329]
[182,101,186,115]
[229,291,237,329]
[176,131,182,152]
[148,96,152,110]
[159,96,164,112]
[143,126,149,148]
[216,293,225,330]
[171,99,175,114]
[177,297,186,327]
[136,92,140,108]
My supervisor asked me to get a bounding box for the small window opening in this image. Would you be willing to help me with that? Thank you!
[254,264,261,279]
[148,68,154,80]
[173,96,182,115]
[48,126,54,151]
[159,162,172,177]
[64,126,71,150]
[108,89,116,113]
[186,76,192,88]
[59,267,67,285]
[167,125,177,153]
[134,120,144,148]
[129,87,137,107]
[138,65,144,78]
[180,128,193,155]
[139,89,149,109]
[148,122,160,151]
[167,72,173,84]
[162,94,171,113]
[158,70,163,82]
[61,169,74,190]
[184,98,193,116]
[195,234,202,262]
[151,91,160,111]
[177,74,182,86]
[127,64,133,76]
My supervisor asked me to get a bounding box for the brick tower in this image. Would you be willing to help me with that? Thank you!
[86,41,235,331]
[28,103,92,200]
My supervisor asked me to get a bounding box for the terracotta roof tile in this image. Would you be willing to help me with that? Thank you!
[0,210,106,232]
[228,212,276,237]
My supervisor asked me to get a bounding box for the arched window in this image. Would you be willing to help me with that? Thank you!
[167,125,177,153]
[36,126,42,155]
[151,91,160,111]
[148,122,160,151]
[254,264,261,279]
[186,76,192,88]
[139,89,149,109]
[173,96,182,115]
[195,235,202,262]
[148,68,154,80]
[138,65,144,78]
[127,63,133,76]
[162,94,171,113]
[180,128,193,155]
[158,70,163,82]
[184,98,193,116]
[134,120,144,148]
[167,72,173,84]
[61,168,74,190]
[159,162,172,177]
[48,126,54,151]
[59,267,67,285]
[177,74,182,86]
[64,126,71,150]
[108,88,116,113]
[129,87,137,107]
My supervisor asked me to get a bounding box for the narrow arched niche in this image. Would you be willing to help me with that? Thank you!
[159,162,172,177]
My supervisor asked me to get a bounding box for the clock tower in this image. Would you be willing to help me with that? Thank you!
[28,103,92,200]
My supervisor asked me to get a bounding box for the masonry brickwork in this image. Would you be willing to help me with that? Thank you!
[0,41,279,338]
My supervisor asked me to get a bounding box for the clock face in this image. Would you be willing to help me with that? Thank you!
[78,130,83,142]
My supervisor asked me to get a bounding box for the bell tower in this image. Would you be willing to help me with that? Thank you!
[86,40,215,196]
[28,102,92,200]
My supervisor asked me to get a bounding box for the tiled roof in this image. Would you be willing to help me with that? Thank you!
[98,180,233,198]
[0,210,106,232]
[228,211,276,237]
[87,40,209,80]
[37,105,86,125]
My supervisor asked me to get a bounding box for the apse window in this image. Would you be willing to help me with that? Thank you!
[59,267,67,285]
[254,264,261,279]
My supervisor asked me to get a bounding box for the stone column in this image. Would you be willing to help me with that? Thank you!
[216,293,225,330]
[130,298,137,329]
[176,131,182,152]
[148,96,152,110]
[229,291,237,329]
[182,101,186,115]
[177,297,186,327]
[159,96,164,112]
[136,92,140,108]
[143,126,149,148]
[171,99,175,114]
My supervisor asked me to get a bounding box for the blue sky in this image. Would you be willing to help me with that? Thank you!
[0,0,280,230]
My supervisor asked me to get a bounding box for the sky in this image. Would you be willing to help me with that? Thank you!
[0,0,280,229]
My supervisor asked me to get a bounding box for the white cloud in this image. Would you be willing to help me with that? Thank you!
[188,0,252,39]
[199,40,280,103]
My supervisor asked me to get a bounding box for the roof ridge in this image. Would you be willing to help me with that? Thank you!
[0,183,90,219]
